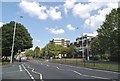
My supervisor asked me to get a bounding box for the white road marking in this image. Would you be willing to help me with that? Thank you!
[19,65,22,71]
[72,70,110,79]
[56,67,59,69]
[73,71,82,75]
[47,65,49,67]
[49,63,112,79]
[32,69,43,81]
[59,63,119,74]
[24,63,43,81]
[22,64,35,80]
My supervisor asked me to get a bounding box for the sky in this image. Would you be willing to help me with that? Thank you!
[1,0,119,49]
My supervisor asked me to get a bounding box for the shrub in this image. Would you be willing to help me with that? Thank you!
[102,54,110,61]
[92,55,101,61]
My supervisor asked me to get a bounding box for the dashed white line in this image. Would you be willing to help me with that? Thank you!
[72,70,110,79]
[58,63,119,74]
[56,67,59,69]
[19,65,22,71]
[73,71,82,75]
[47,65,49,67]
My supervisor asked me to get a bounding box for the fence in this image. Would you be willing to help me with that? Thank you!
[50,58,119,72]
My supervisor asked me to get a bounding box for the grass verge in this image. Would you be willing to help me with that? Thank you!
[2,62,10,65]
[50,59,120,72]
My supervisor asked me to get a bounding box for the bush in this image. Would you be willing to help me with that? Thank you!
[92,55,101,61]
[102,54,110,61]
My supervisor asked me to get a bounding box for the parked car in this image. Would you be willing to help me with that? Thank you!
[21,57,27,61]
[27,57,33,60]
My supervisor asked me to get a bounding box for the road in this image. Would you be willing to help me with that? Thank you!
[2,62,31,80]
[2,59,120,81]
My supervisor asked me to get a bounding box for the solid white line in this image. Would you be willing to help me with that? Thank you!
[22,64,35,80]
[19,65,22,71]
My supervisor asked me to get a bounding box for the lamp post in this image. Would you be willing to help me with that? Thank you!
[10,21,16,64]
[10,16,23,64]
[81,33,84,59]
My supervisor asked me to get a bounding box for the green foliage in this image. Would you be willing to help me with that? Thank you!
[91,8,120,61]
[40,43,68,58]
[67,45,78,58]
[92,55,101,61]
[61,47,69,57]
[25,50,34,57]
[102,54,110,61]
[97,8,119,61]
[34,46,40,58]
[46,43,63,57]
[2,21,33,56]
[91,38,101,55]
[39,47,45,57]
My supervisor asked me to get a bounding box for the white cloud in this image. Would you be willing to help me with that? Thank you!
[37,40,40,42]
[30,39,41,50]
[72,2,107,19]
[88,0,119,2]
[84,8,111,30]
[84,2,118,31]
[72,3,90,19]
[19,0,48,20]
[0,22,3,27]
[107,3,118,9]
[64,0,76,15]
[48,7,62,20]
[67,24,75,31]
[19,0,62,20]
[46,27,64,34]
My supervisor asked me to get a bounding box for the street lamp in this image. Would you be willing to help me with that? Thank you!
[10,16,23,64]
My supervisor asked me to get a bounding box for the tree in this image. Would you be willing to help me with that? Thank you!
[61,47,69,57]
[34,46,40,58]
[2,21,33,57]
[67,44,78,58]
[40,43,67,58]
[90,37,105,55]
[46,43,63,58]
[91,8,120,61]
[25,50,34,57]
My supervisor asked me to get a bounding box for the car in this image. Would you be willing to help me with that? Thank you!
[27,57,33,60]
[21,57,27,61]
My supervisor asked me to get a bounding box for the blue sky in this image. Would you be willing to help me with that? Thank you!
[1,0,118,49]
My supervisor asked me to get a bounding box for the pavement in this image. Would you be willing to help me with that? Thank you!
[2,62,31,80]
[2,59,120,81]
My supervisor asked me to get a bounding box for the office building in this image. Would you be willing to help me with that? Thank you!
[49,38,70,47]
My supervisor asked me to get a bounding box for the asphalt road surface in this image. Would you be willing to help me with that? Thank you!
[2,60,120,81]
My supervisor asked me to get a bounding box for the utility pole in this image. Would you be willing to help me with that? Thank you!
[10,21,16,64]
[10,16,23,64]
